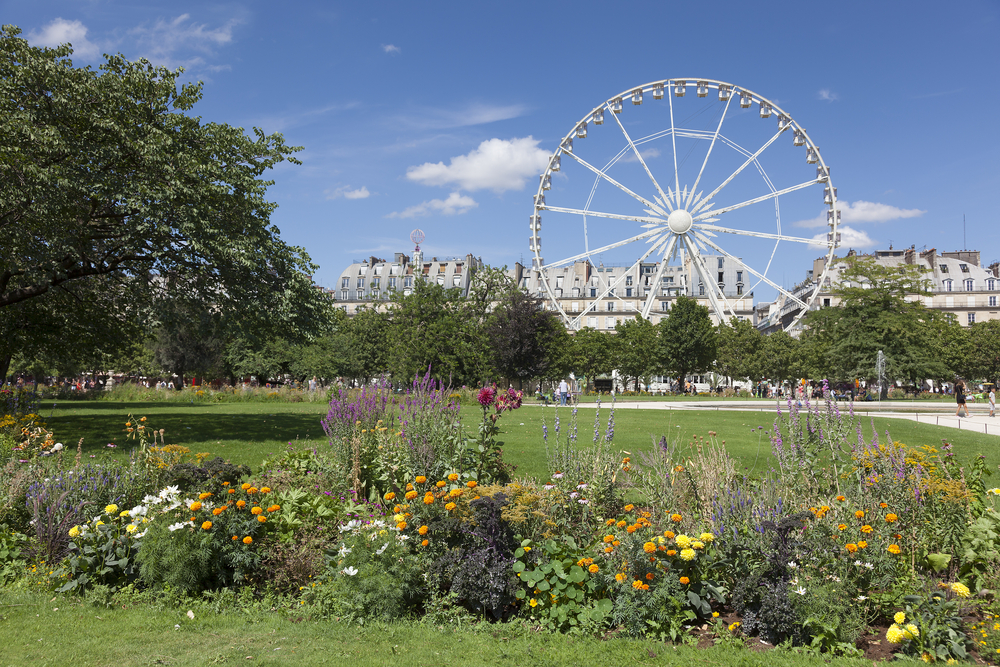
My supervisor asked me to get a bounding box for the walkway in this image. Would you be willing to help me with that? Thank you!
[534,399,1000,436]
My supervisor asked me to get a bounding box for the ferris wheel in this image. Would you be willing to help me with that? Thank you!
[530,78,841,331]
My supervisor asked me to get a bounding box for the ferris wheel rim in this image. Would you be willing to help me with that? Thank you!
[529,77,840,332]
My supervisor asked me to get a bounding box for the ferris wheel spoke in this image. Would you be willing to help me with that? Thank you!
[668,86,680,202]
[694,224,827,246]
[680,235,731,321]
[639,234,678,319]
[692,127,786,216]
[694,233,808,309]
[586,238,666,311]
[542,205,664,226]
[539,228,663,270]
[685,89,734,210]
[692,179,821,221]
[563,151,667,215]
[608,105,674,211]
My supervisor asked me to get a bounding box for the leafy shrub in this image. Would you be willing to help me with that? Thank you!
[54,502,145,594]
[886,589,974,662]
[162,457,251,492]
[0,524,27,584]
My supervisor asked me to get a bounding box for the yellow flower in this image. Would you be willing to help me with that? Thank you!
[886,624,906,643]
[950,582,971,598]
[445,502,457,511]
[712,612,719,618]
[615,573,625,582]
[201,521,212,530]
[257,515,267,523]
[529,598,538,607]
[448,473,459,481]
[895,612,907,625]
[415,476,427,484]
[855,510,865,519]
[729,621,741,632]
[119,510,130,517]
[643,542,656,553]
[104,504,119,514]
[588,564,599,573]
[243,536,253,544]
[198,492,213,500]
[241,483,251,490]
[857,540,868,549]
[679,576,690,584]
[692,540,705,550]
[861,524,873,534]
[846,543,858,553]
[251,506,263,515]
[384,492,396,501]
[68,526,80,538]
[886,513,898,523]
[680,548,696,561]
[436,480,446,488]
[675,534,692,548]
[632,580,643,589]
[190,501,202,511]
[699,532,714,543]
[624,504,634,511]
[904,624,920,639]
[125,524,137,534]
[418,525,428,535]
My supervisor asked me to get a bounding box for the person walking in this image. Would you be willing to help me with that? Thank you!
[989,384,996,418]
[558,378,569,406]
[954,380,968,418]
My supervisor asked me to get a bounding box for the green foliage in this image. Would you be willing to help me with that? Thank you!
[887,591,974,662]
[162,457,251,493]
[569,327,614,393]
[613,316,657,392]
[959,509,1000,592]
[656,295,717,388]
[54,506,143,594]
[715,317,765,385]
[0,524,26,584]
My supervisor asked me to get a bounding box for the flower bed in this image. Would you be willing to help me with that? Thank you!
[3,380,1000,662]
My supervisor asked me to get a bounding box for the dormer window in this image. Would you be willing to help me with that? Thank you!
[940,264,949,273]
[960,264,970,273]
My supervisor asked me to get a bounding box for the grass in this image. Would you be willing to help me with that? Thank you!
[0,588,880,667]
[39,400,1000,482]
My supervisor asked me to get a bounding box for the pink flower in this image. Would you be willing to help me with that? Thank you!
[477,386,496,408]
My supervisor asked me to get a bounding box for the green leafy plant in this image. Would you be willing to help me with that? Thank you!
[54,503,144,594]
[886,588,974,662]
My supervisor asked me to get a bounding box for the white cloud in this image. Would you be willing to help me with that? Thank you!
[794,200,926,228]
[326,185,370,200]
[399,103,529,130]
[622,147,661,163]
[810,225,877,249]
[818,89,838,102]
[405,137,550,193]
[28,18,100,59]
[388,192,478,218]
[129,14,239,68]
[382,44,401,54]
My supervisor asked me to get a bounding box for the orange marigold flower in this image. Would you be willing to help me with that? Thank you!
[837,523,847,531]
[670,513,682,523]
[236,500,246,509]
[624,504,634,511]
[228,488,236,494]
[589,564,599,574]
[241,483,251,490]
[421,539,429,547]
[396,521,407,530]
[190,502,202,511]
[436,480,446,488]
[406,483,413,491]
[445,502,457,511]
[198,492,213,500]
[450,488,463,498]
[268,505,281,512]
[836,495,846,501]
[674,465,684,473]
[243,536,252,544]
[606,518,616,526]
[886,513,898,523]
[604,546,613,553]
[666,549,677,556]
[466,480,477,488]
[247,487,258,495]
[854,510,865,519]
[679,576,690,585]
[626,524,638,533]
[632,580,643,589]
[612,540,620,546]
[846,543,858,553]
[857,540,867,549]
[861,525,873,534]
[604,535,615,543]
[448,473,459,481]
[423,494,434,505]
[257,515,267,523]
[251,506,263,515]
[643,542,656,553]
[615,573,625,582]
[664,530,675,539]
[646,572,654,580]
[641,583,650,590]
[418,525,429,535]
[415,476,427,484]
[201,521,212,530]
[222,481,229,486]
[232,535,238,540]
[384,492,396,500]
[405,490,418,500]
[887,544,901,555]
[879,502,888,509]
[213,508,223,516]
[616,520,627,528]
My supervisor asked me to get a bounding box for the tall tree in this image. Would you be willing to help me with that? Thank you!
[570,327,614,393]
[0,27,329,361]
[715,317,764,386]
[655,295,717,390]
[760,330,800,387]
[485,289,566,389]
[387,279,465,384]
[613,316,657,391]
[967,319,1000,383]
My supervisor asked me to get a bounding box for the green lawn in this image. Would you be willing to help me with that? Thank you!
[42,400,1000,481]
[0,588,877,667]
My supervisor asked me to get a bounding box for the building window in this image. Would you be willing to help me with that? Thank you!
[940,264,949,273]
[606,317,616,329]
[664,276,674,284]
[341,277,349,289]
[988,279,996,291]
[965,279,974,291]
[625,275,633,286]
[699,283,705,296]
[718,271,724,283]
[556,276,564,288]
[452,276,461,287]
[960,264,970,273]
[588,317,597,328]
[572,287,581,297]
[388,277,397,289]
[340,290,348,300]
[660,301,669,311]
[625,288,633,297]
[968,312,976,324]
[737,285,743,295]
[736,271,743,283]
[590,288,597,297]
[436,275,445,286]
[606,301,616,312]
[356,289,364,300]
[823,298,831,307]
[717,257,724,269]
[371,278,380,289]
[357,277,365,288]
[438,264,446,274]
[404,276,413,288]
[571,301,579,312]
[944,280,953,292]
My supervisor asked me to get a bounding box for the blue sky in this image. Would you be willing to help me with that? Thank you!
[7,1,1000,299]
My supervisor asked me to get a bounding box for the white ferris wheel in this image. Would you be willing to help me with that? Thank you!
[530,78,841,331]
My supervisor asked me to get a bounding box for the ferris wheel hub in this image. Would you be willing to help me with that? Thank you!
[666,209,693,234]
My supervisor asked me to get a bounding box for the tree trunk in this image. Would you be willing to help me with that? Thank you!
[0,353,10,385]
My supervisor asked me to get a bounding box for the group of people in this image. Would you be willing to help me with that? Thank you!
[953,380,996,418]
